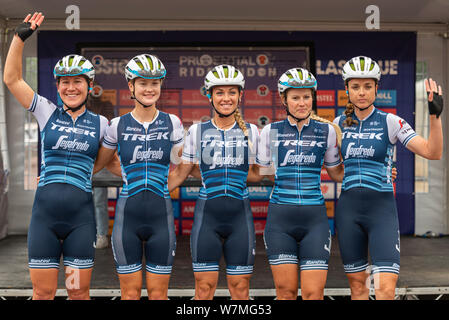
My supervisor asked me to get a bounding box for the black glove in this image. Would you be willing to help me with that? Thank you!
[428,92,443,118]
[15,22,36,42]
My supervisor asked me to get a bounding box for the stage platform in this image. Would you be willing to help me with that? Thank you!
[1,235,448,300]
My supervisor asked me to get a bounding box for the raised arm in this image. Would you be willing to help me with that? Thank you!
[406,78,443,160]
[4,13,44,109]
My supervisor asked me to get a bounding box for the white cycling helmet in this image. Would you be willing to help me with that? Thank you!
[125,54,166,81]
[204,65,245,92]
[278,68,317,96]
[342,56,381,82]
[53,54,95,81]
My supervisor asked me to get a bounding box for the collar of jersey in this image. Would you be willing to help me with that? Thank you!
[130,110,160,126]
[210,119,238,132]
[61,105,87,121]
[353,106,377,122]
[286,116,312,128]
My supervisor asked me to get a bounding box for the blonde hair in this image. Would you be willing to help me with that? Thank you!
[310,112,342,147]
[234,108,254,150]
[343,102,359,128]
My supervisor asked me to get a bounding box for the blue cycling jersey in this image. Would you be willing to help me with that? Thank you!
[29,94,108,192]
[103,111,184,198]
[257,117,341,205]
[181,120,259,200]
[334,107,417,192]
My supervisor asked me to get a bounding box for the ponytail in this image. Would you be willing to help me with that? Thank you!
[310,112,342,147]
[343,102,358,127]
[234,108,254,151]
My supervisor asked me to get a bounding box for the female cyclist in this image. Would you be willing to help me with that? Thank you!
[4,12,109,300]
[255,68,343,300]
[94,54,184,300]
[334,56,443,300]
[168,65,259,300]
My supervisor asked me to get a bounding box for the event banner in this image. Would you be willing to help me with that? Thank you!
[38,31,416,233]
[80,47,310,127]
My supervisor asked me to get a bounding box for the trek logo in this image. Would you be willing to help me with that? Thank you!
[280,150,317,166]
[122,132,169,141]
[201,140,248,148]
[344,143,375,159]
[52,135,90,151]
[273,140,325,147]
[50,123,96,138]
[342,132,384,140]
[130,146,164,164]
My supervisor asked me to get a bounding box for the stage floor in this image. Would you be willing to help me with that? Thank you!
[1,235,449,298]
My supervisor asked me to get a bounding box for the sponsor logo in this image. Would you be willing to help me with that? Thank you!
[201,139,248,148]
[52,135,90,151]
[344,143,375,159]
[122,131,169,141]
[316,90,335,106]
[280,150,317,166]
[94,58,128,75]
[273,140,325,147]
[130,146,164,164]
[126,126,141,132]
[209,153,244,169]
[375,90,397,107]
[51,123,96,137]
[342,131,383,140]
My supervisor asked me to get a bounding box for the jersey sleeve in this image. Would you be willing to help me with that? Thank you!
[333,115,341,126]
[181,124,199,163]
[99,115,109,142]
[169,114,185,147]
[324,124,342,168]
[102,117,119,150]
[248,123,259,165]
[386,113,417,146]
[28,93,57,130]
[256,124,272,167]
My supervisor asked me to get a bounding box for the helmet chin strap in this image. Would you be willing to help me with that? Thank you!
[62,93,89,114]
[347,87,378,111]
[131,89,155,108]
[285,106,311,123]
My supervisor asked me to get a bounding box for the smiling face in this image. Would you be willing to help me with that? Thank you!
[129,77,162,108]
[283,88,313,119]
[57,76,92,108]
[210,85,242,116]
[346,78,378,109]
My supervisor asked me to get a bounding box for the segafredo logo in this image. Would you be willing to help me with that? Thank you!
[280,150,317,166]
[52,135,90,151]
[344,143,375,159]
[209,153,244,169]
[130,146,164,164]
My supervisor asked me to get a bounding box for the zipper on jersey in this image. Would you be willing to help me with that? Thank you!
[358,120,362,186]
[223,130,227,195]
[66,115,77,182]
[297,125,303,205]
[144,124,149,188]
